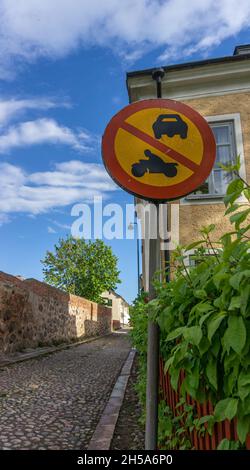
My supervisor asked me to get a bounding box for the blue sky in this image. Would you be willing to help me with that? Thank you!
[0,1,249,303]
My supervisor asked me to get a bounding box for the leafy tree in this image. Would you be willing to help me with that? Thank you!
[41,236,120,303]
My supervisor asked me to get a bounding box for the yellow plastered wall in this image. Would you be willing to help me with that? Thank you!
[171,91,250,245]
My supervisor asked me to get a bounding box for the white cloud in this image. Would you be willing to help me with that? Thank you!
[48,219,71,230]
[0,160,117,219]
[0,98,64,127]
[48,225,56,233]
[0,118,94,153]
[0,0,249,75]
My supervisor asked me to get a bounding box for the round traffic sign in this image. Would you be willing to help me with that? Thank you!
[102,99,216,201]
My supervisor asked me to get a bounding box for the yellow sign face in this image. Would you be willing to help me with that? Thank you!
[115,107,204,187]
[102,99,216,201]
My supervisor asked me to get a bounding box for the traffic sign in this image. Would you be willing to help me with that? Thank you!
[102,99,216,201]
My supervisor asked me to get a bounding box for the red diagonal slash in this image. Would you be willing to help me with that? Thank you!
[121,121,200,173]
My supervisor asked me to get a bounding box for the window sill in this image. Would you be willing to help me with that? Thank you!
[181,194,247,205]
[181,194,225,205]
[186,193,225,200]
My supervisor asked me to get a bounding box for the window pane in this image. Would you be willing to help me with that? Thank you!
[186,121,236,198]
[192,180,209,194]
[212,169,229,194]
[216,145,232,165]
[212,125,230,144]
[189,253,217,267]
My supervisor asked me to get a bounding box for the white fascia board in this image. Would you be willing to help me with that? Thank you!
[128,60,250,101]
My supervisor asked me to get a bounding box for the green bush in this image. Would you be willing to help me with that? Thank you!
[129,293,148,417]
[130,161,250,448]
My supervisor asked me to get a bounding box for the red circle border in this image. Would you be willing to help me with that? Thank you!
[102,99,216,201]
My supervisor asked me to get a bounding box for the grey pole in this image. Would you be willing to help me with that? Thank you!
[145,202,161,449]
[137,234,140,296]
[134,208,140,296]
[145,68,165,450]
[129,205,141,297]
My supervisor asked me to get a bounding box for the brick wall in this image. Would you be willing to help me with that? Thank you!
[0,271,112,353]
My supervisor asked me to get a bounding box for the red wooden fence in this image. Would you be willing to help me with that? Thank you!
[159,358,250,450]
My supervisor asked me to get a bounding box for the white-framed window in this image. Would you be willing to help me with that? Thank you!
[189,251,217,267]
[183,113,246,203]
[185,248,221,268]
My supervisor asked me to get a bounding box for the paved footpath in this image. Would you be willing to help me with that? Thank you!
[0,332,131,450]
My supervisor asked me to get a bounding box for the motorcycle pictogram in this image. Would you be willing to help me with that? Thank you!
[131,149,178,178]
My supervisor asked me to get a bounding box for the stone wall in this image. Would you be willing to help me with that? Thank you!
[0,271,112,353]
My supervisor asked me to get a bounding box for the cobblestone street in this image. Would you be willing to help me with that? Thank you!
[0,332,131,450]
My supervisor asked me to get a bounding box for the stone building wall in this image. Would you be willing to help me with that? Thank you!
[0,271,112,353]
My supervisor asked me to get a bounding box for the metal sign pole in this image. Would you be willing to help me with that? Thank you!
[145,69,165,450]
[102,65,216,451]
[145,202,161,449]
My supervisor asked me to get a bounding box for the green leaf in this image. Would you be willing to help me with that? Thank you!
[210,335,221,357]
[225,204,240,215]
[230,209,250,230]
[224,191,242,207]
[214,398,238,422]
[164,356,173,374]
[228,296,241,311]
[200,224,216,235]
[224,352,238,372]
[241,395,250,415]
[238,369,250,401]
[226,178,244,196]
[213,272,229,289]
[199,310,214,327]
[207,312,227,342]
[243,188,250,201]
[213,296,223,309]
[173,343,188,367]
[184,360,200,396]
[230,272,245,290]
[198,336,210,355]
[237,415,250,444]
[194,289,207,299]
[217,439,240,450]
[219,156,240,173]
[217,438,230,450]
[184,240,204,251]
[166,327,185,342]
[197,415,214,426]
[224,369,238,396]
[241,284,250,316]
[170,367,180,391]
[183,326,202,346]
[223,315,246,354]
[196,303,214,314]
[206,356,217,390]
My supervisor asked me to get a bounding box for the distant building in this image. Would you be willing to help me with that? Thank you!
[102,290,130,329]
[127,44,250,291]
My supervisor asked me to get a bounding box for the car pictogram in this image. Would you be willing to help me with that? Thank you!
[152,114,188,139]
[131,149,178,178]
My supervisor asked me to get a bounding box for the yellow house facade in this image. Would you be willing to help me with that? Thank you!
[102,290,130,328]
[126,44,250,290]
